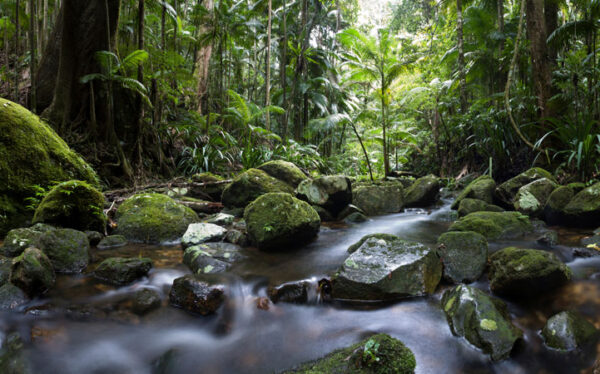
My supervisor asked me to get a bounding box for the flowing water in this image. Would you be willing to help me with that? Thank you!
[2,201,600,374]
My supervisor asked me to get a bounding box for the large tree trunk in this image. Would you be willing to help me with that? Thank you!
[42,0,120,133]
[35,6,62,113]
[195,0,213,114]
[265,0,272,131]
[456,0,468,113]
[526,0,552,120]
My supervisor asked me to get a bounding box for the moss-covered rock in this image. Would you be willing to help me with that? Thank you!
[296,175,352,216]
[488,247,571,297]
[183,242,245,275]
[190,172,228,201]
[513,178,558,217]
[169,274,224,315]
[451,175,496,210]
[541,311,599,351]
[36,228,90,273]
[85,230,104,246]
[97,235,128,250]
[437,231,488,283]
[457,198,503,217]
[449,211,533,241]
[0,283,29,310]
[1,223,55,257]
[221,168,294,209]
[441,285,523,361]
[204,212,235,226]
[283,333,416,374]
[0,332,32,374]
[257,160,308,188]
[94,257,153,285]
[0,257,11,286]
[332,235,441,301]
[244,193,320,251]
[0,98,98,237]
[132,288,162,315]
[115,193,199,244]
[347,233,400,254]
[268,280,312,304]
[10,247,55,296]
[32,180,106,232]
[352,184,404,216]
[563,182,600,227]
[495,167,556,208]
[404,175,440,207]
[544,186,575,225]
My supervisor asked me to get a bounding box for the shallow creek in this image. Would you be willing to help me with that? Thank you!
[2,201,599,373]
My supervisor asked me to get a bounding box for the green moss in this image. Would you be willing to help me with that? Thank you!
[222,168,294,209]
[32,180,106,232]
[94,257,153,285]
[495,168,556,207]
[457,198,503,217]
[488,247,571,297]
[404,175,440,207]
[9,247,55,296]
[0,98,98,236]
[451,175,495,209]
[541,311,599,351]
[36,228,90,273]
[546,186,574,210]
[115,193,199,244]
[347,234,400,254]
[352,185,404,216]
[257,160,308,188]
[191,172,224,183]
[448,211,533,240]
[243,192,320,250]
[284,333,416,374]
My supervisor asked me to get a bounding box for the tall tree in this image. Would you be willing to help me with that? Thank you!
[265,0,272,130]
[456,0,467,113]
[526,0,552,119]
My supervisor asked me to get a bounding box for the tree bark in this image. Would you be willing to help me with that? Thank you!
[456,0,467,113]
[195,0,213,114]
[29,0,36,112]
[526,0,552,120]
[34,5,62,113]
[265,0,272,130]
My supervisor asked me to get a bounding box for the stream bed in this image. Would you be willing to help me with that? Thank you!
[2,201,599,373]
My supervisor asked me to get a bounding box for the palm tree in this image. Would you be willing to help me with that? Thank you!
[338,28,409,176]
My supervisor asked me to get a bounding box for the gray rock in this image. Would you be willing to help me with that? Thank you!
[224,229,249,247]
[541,311,599,351]
[183,242,245,275]
[332,235,442,301]
[457,198,503,217]
[97,235,128,250]
[204,213,235,226]
[85,231,104,246]
[1,224,55,257]
[451,175,496,209]
[513,178,558,217]
[132,288,162,315]
[296,175,352,216]
[181,223,227,248]
[268,280,311,304]
[495,167,556,208]
[437,231,488,283]
[94,257,153,285]
[442,285,523,361]
[448,211,533,241]
[0,284,29,310]
[404,175,440,207]
[352,184,404,216]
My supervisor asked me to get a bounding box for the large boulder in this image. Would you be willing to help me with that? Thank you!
[32,180,106,232]
[332,235,441,301]
[495,167,556,208]
[457,198,503,217]
[437,231,488,283]
[97,235,128,250]
[189,172,229,201]
[1,223,55,257]
[451,175,496,209]
[283,333,416,374]
[94,257,153,285]
[183,242,245,275]
[221,168,294,209]
[10,247,55,296]
[488,247,571,297]
[541,311,599,351]
[0,332,32,373]
[352,184,404,216]
[169,275,225,315]
[244,193,320,251]
[442,285,523,361]
[257,160,308,188]
[544,186,574,225]
[296,175,352,217]
[404,175,440,207]
[36,228,90,273]
[448,211,533,241]
[0,284,29,310]
[563,182,600,227]
[115,193,199,244]
[513,178,558,217]
[0,98,98,237]
[181,223,227,248]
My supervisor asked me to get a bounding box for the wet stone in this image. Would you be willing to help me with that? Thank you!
[169,275,225,315]
[97,235,128,250]
[183,242,245,275]
[94,257,153,285]
[268,280,311,304]
[132,288,162,315]
[0,284,29,311]
[85,231,104,246]
[181,223,227,249]
[541,311,599,351]
[204,213,235,226]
